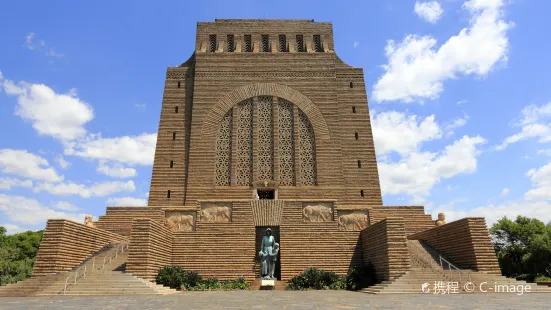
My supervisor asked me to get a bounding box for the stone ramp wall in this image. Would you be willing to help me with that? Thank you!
[371,206,434,235]
[408,217,501,274]
[126,219,173,280]
[33,219,128,276]
[360,217,410,281]
[279,201,362,281]
[95,206,164,237]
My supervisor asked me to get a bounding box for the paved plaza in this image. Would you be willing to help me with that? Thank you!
[1,291,551,310]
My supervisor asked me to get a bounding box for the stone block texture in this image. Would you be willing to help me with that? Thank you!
[408,217,501,274]
[33,219,128,276]
[361,218,411,281]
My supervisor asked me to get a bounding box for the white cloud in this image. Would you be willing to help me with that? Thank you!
[107,197,147,206]
[34,180,135,198]
[0,223,29,235]
[25,32,36,50]
[0,74,94,141]
[53,201,79,211]
[0,149,63,182]
[0,178,33,191]
[537,149,551,156]
[378,135,486,197]
[46,48,64,58]
[373,0,512,103]
[135,103,146,109]
[353,41,359,48]
[444,113,470,137]
[0,194,85,226]
[56,155,71,169]
[414,1,443,24]
[500,188,509,197]
[64,133,157,166]
[457,100,468,105]
[496,102,551,150]
[97,160,137,178]
[371,110,442,156]
[524,162,551,201]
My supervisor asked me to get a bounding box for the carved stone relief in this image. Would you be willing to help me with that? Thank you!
[337,210,369,231]
[302,202,333,222]
[164,211,196,232]
[200,202,232,223]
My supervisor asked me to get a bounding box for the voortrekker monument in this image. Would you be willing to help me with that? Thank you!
[3,19,534,296]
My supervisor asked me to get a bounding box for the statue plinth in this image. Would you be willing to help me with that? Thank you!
[260,279,275,287]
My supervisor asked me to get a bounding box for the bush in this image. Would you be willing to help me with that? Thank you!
[285,268,346,290]
[535,275,551,282]
[345,264,377,291]
[222,277,250,290]
[0,227,43,286]
[156,266,188,289]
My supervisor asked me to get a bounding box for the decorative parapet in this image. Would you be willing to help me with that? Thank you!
[408,217,501,274]
[33,219,128,276]
[361,217,411,281]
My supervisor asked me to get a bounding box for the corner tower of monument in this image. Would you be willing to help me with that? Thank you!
[148,19,382,207]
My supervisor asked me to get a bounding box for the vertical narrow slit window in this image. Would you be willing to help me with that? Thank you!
[177,81,181,88]
[313,35,323,52]
[357,160,361,168]
[170,160,174,168]
[355,131,358,140]
[352,106,356,113]
[360,190,364,197]
[296,35,304,52]
[173,132,176,140]
[227,34,234,52]
[350,82,354,88]
[208,35,217,52]
[244,35,252,52]
[167,190,171,198]
[261,35,269,52]
[278,35,286,52]
[175,106,179,113]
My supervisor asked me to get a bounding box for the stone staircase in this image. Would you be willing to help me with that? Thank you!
[0,243,177,296]
[362,240,551,294]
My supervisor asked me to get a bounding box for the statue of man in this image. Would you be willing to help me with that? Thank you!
[259,228,278,279]
[435,213,446,226]
[84,215,96,228]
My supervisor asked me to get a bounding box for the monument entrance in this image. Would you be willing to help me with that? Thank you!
[255,226,281,280]
[258,190,275,200]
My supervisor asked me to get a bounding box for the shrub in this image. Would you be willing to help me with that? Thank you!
[345,264,377,290]
[222,277,250,290]
[285,268,346,290]
[535,275,551,282]
[156,266,188,289]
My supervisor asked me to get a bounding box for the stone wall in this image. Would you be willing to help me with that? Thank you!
[95,206,164,236]
[408,217,501,274]
[279,201,363,281]
[360,217,410,281]
[371,206,434,235]
[126,219,173,280]
[33,219,128,276]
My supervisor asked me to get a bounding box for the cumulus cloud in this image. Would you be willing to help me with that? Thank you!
[378,135,486,197]
[373,0,512,102]
[53,201,79,211]
[524,162,551,201]
[0,149,63,182]
[97,160,137,178]
[107,197,147,206]
[0,194,85,225]
[56,155,71,169]
[414,1,443,24]
[64,133,157,166]
[500,188,509,197]
[371,110,442,156]
[25,33,36,50]
[496,102,551,150]
[0,178,33,191]
[0,74,94,141]
[0,223,28,235]
[444,113,470,137]
[34,180,135,198]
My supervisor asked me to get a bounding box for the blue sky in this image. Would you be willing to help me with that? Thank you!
[1,0,550,234]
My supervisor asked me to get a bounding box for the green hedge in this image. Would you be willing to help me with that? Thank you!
[155,266,249,290]
[285,264,377,291]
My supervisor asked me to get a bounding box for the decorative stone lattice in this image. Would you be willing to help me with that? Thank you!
[227,34,234,52]
[278,35,286,52]
[261,35,269,52]
[236,99,253,186]
[296,35,304,52]
[209,35,216,52]
[244,35,252,52]
[278,99,295,185]
[257,96,274,181]
[298,109,317,185]
[313,35,322,52]
[214,110,232,185]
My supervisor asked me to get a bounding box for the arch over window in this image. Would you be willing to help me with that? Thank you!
[213,96,317,186]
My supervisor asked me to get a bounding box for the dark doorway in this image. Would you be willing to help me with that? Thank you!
[255,226,281,280]
[257,190,274,200]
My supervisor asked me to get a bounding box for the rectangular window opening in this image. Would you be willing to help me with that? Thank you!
[352,106,356,113]
[173,132,176,140]
[244,35,252,52]
[278,35,287,52]
[261,35,270,52]
[209,35,217,52]
[360,190,364,197]
[170,160,174,168]
[355,132,359,140]
[357,160,362,168]
[167,190,171,198]
[313,35,323,52]
[227,34,234,52]
[175,106,179,113]
[296,35,304,52]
